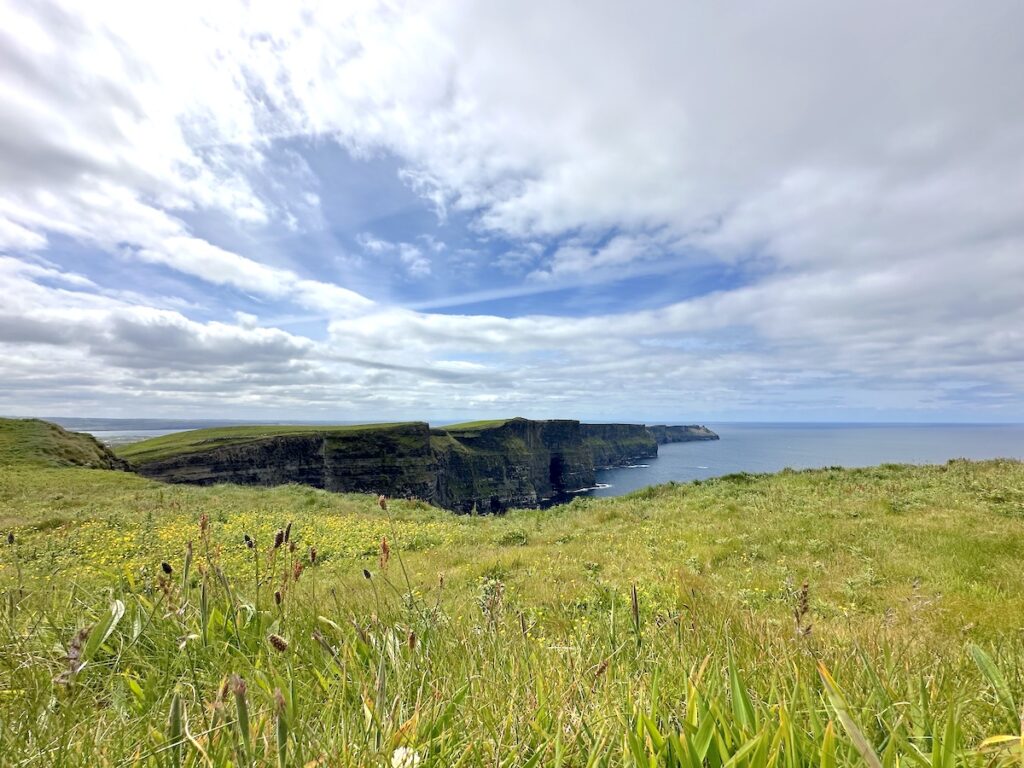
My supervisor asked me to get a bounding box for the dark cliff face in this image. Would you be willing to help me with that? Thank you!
[134,424,436,497]
[579,423,658,467]
[431,418,596,513]
[135,433,326,487]
[323,424,437,498]
[128,419,718,513]
[647,425,720,444]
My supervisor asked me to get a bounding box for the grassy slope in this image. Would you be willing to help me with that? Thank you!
[0,418,124,469]
[2,445,1024,763]
[116,421,420,464]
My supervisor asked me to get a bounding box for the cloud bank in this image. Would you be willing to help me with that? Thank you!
[1,0,1022,421]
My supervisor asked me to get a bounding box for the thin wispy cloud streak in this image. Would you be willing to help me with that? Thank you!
[0,0,1022,422]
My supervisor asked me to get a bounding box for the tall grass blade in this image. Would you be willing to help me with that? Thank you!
[83,599,125,667]
[969,644,1018,726]
[818,662,883,768]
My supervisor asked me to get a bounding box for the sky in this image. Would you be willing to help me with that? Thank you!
[1,1,1023,423]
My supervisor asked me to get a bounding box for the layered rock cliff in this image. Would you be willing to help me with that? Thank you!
[647,424,720,444]
[123,418,718,512]
[579,423,658,467]
[432,419,595,512]
[128,423,437,499]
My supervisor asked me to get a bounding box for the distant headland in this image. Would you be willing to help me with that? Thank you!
[116,418,719,512]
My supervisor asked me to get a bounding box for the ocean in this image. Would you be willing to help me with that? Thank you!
[60,419,1024,498]
[585,422,1024,498]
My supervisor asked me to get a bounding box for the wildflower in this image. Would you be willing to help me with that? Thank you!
[56,626,90,684]
[378,494,388,512]
[794,580,812,636]
[293,561,304,582]
[268,633,289,652]
[380,536,391,571]
[274,590,283,606]
[6,532,13,545]
[391,746,421,768]
[309,546,317,564]
[199,513,209,536]
[363,569,372,580]
[274,529,284,549]
[161,561,173,576]
[284,521,292,543]
[244,534,255,549]
[407,630,417,651]
[289,541,296,554]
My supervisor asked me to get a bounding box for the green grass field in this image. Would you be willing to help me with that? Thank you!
[116,422,419,465]
[2,418,1024,765]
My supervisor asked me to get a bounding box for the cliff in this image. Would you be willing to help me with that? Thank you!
[647,424,719,444]
[119,418,719,512]
[431,419,595,512]
[579,423,658,467]
[121,423,437,499]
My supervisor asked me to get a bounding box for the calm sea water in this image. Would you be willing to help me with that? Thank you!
[585,423,1024,498]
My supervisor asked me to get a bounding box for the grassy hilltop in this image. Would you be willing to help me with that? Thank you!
[0,417,127,469]
[2,417,1024,765]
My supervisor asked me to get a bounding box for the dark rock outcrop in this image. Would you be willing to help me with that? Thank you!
[647,424,720,444]
[127,418,718,512]
[579,423,658,467]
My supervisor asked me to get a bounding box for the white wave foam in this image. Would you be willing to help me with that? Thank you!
[568,482,612,493]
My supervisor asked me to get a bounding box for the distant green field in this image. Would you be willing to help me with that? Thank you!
[3,417,1024,765]
[116,421,420,464]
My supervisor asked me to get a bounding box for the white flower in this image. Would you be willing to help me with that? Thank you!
[391,746,421,768]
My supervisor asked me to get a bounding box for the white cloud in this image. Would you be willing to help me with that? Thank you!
[357,233,433,278]
[398,244,431,278]
[0,1,1022,419]
[136,238,291,296]
[0,218,47,251]
[528,233,681,281]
